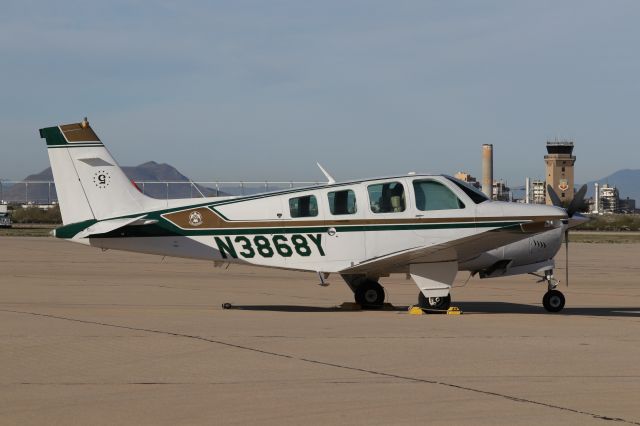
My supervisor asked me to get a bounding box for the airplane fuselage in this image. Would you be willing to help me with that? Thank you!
[58,174,566,278]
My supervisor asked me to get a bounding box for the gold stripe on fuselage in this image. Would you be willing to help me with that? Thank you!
[162,207,565,231]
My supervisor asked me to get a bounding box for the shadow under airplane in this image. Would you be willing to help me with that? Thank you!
[225,302,640,317]
[221,304,408,313]
[457,301,640,317]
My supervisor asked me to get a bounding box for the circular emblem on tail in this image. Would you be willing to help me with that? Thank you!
[188,211,204,226]
[93,170,111,189]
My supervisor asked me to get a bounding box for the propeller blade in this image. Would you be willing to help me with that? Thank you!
[567,184,588,217]
[565,228,569,287]
[547,184,563,207]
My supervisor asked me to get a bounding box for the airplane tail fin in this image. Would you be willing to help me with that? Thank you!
[39,118,160,225]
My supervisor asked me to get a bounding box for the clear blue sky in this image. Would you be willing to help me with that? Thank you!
[1,1,639,184]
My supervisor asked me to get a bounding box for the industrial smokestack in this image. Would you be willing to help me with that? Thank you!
[594,182,599,213]
[482,144,493,199]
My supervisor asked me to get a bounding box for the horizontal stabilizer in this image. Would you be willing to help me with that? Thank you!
[75,215,151,238]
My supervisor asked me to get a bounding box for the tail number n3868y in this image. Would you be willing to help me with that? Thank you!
[214,234,325,259]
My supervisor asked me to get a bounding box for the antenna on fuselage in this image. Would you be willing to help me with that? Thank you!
[316,163,336,184]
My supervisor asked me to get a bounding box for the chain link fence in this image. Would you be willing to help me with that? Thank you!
[0,180,322,204]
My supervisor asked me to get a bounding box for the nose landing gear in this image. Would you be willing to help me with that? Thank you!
[537,269,566,313]
[418,292,452,311]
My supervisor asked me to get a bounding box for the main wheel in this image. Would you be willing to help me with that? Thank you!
[418,292,451,310]
[542,290,565,312]
[354,281,385,307]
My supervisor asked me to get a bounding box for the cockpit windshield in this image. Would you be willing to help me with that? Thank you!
[444,176,490,204]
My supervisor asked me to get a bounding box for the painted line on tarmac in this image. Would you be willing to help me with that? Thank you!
[2,308,638,425]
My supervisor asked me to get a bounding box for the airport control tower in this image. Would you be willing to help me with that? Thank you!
[544,140,576,205]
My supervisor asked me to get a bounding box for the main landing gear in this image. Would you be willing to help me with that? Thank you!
[354,280,385,308]
[341,275,386,308]
[539,269,565,313]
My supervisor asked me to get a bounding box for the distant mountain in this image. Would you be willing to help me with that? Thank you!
[583,169,640,201]
[123,161,191,182]
[22,168,53,181]
[2,161,225,203]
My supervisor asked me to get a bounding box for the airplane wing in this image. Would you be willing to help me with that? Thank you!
[339,222,552,276]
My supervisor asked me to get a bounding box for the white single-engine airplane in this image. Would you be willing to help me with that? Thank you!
[39,119,588,312]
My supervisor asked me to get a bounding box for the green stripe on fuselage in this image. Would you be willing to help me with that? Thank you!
[63,220,524,239]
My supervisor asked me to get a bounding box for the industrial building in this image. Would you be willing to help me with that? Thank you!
[592,183,620,214]
[599,184,619,214]
[531,180,546,204]
[591,182,637,214]
[492,180,511,201]
[524,178,546,204]
[454,172,480,189]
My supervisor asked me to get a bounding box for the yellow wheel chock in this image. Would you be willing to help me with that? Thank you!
[408,306,462,315]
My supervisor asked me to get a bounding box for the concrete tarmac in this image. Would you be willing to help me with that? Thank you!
[1,236,639,425]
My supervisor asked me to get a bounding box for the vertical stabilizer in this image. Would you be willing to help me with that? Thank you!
[39,118,160,224]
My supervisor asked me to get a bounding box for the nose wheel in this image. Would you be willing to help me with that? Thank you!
[543,290,565,312]
[418,292,451,311]
[536,269,566,313]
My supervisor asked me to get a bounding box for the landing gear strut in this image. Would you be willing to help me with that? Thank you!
[539,269,565,313]
[354,280,385,308]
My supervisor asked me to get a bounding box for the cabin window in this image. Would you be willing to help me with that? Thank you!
[289,195,318,218]
[413,180,465,211]
[368,182,405,213]
[328,189,357,215]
